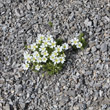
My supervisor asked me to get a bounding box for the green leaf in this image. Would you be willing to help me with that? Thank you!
[55,38,63,45]
[78,33,87,48]
[42,73,45,77]
[79,33,84,41]
[48,21,53,27]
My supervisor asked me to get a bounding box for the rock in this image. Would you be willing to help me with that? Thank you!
[102,104,107,110]
[0,78,5,84]
[15,84,22,93]
[31,94,35,99]
[66,89,76,97]
[104,16,110,22]
[83,103,87,109]
[59,95,69,106]
[86,71,92,75]
[15,9,21,17]
[69,12,74,22]
[84,18,92,27]
[0,3,3,8]
[91,46,97,53]
[73,106,79,110]
[3,104,10,110]
[6,0,11,3]
[19,102,25,109]
[93,19,98,27]
[0,63,3,68]
[99,90,103,97]
[88,107,94,110]
[101,43,107,52]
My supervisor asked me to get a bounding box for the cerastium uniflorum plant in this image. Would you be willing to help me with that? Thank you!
[22,33,86,75]
[70,33,87,50]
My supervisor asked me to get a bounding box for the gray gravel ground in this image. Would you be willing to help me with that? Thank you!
[0,0,110,110]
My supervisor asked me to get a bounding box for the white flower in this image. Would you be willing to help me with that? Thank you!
[24,51,30,59]
[39,45,46,52]
[35,65,42,71]
[33,51,39,58]
[27,45,31,49]
[76,42,82,48]
[59,57,65,64]
[62,43,68,50]
[36,39,41,44]
[30,43,37,51]
[71,38,79,45]
[41,51,48,56]
[54,57,60,65]
[50,41,56,48]
[25,55,32,63]
[36,57,42,63]
[55,45,62,52]
[38,34,45,40]
[46,35,53,42]
[42,57,47,63]
[52,51,58,56]
[31,56,36,62]
[50,55,55,61]
[61,53,66,58]
[22,63,29,70]
[43,41,50,47]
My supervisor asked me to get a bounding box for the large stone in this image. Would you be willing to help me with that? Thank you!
[3,104,10,110]
[0,78,5,84]
[0,3,3,8]
[84,18,92,27]
[59,95,69,106]
[101,43,107,52]
[91,46,97,53]
[19,102,25,109]
[69,12,74,22]
[66,89,76,97]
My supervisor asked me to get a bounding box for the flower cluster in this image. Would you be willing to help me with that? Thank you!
[22,34,69,73]
[70,38,82,48]
[22,33,86,75]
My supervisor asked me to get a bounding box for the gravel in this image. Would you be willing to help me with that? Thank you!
[0,0,110,109]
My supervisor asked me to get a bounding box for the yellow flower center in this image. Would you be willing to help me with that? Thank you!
[54,53,57,56]
[38,40,41,43]
[74,41,77,44]
[52,43,55,46]
[42,48,45,50]
[44,42,47,45]
[55,59,58,62]
[64,45,66,48]
[79,44,81,46]
[60,58,63,61]
[43,58,46,61]
[33,45,36,49]
[26,64,28,68]
[38,58,41,60]
[47,38,51,41]
[52,56,54,59]
[58,48,60,51]
[36,53,39,56]
[27,57,30,61]
[33,57,35,60]
[44,52,47,55]
[40,36,44,40]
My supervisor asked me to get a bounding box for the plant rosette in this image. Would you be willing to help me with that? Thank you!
[70,33,87,50]
[22,34,69,75]
[22,33,86,75]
